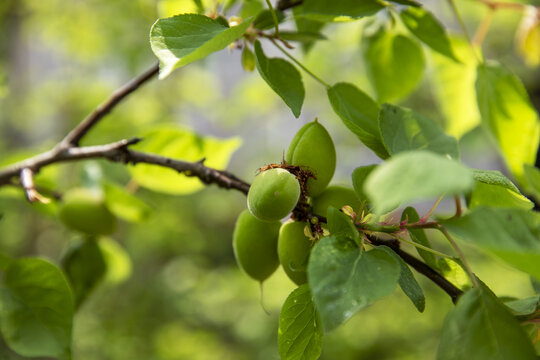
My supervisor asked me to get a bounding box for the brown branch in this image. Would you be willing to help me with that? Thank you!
[0,138,250,194]
[58,62,159,148]
[276,0,303,11]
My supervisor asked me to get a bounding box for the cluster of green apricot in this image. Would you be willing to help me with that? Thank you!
[233,120,363,285]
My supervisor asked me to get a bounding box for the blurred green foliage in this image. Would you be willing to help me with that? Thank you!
[0,0,539,359]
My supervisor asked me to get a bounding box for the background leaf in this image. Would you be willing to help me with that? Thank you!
[296,0,384,22]
[430,36,480,139]
[364,150,474,214]
[129,125,241,194]
[437,285,537,360]
[62,239,107,309]
[104,183,153,222]
[308,236,400,332]
[150,14,253,78]
[327,82,388,158]
[254,40,305,117]
[0,258,74,359]
[400,7,458,61]
[476,62,540,182]
[362,23,424,103]
[443,207,540,280]
[278,284,323,360]
[379,104,459,159]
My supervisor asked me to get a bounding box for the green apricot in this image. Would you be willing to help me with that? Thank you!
[58,188,116,235]
[247,168,301,221]
[233,209,281,282]
[312,185,363,217]
[278,221,312,285]
[286,120,336,197]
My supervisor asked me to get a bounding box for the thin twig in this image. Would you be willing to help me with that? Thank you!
[472,7,495,45]
[58,62,159,148]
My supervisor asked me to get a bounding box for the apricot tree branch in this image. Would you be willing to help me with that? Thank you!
[0,138,250,194]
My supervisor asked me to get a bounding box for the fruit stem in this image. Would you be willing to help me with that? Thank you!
[392,234,452,259]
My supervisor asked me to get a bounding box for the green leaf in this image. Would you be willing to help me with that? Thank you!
[62,239,107,309]
[326,206,360,244]
[400,7,458,61]
[430,36,480,139]
[362,23,424,103]
[98,238,133,284]
[296,0,384,22]
[104,183,153,223]
[278,284,323,360]
[364,150,474,214]
[472,169,521,192]
[468,182,533,210]
[379,104,459,159]
[352,165,377,203]
[0,258,74,359]
[150,14,254,78]
[524,165,540,203]
[253,9,285,30]
[401,207,437,269]
[293,7,326,53]
[378,246,425,312]
[504,295,540,316]
[531,276,540,294]
[278,31,326,43]
[129,125,241,194]
[443,207,540,280]
[476,62,540,182]
[254,40,305,118]
[241,46,256,72]
[327,83,388,158]
[437,257,472,291]
[308,236,400,332]
[437,285,537,360]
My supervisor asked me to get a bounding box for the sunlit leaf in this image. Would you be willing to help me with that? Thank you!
[468,182,533,210]
[308,236,400,332]
[150,14,253,78]
[129,125,241,194]
[98,238,132,284]
[437,257,472,291]
[379,104,459,159]
[364,150,474,214]
[443,207,540,280]
[400,7,458,61]
[254,40,305,118]
[0,258,74,359]
[104,183,153,223]
[476,62,540,182]
[362,23,424,103]
[327,82,388,158]
[524,165,540,203]
[278,284,323,360]
[438,285,537,360]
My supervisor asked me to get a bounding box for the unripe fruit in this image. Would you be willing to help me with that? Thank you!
[312,185,363,217]
[58,188,116,235]
[278,221,312,285]
[247,168,301,221]
[233,210,281,282]
[286,120,336,197]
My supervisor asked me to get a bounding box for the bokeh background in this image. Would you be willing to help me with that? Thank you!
[1,0,540,359]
